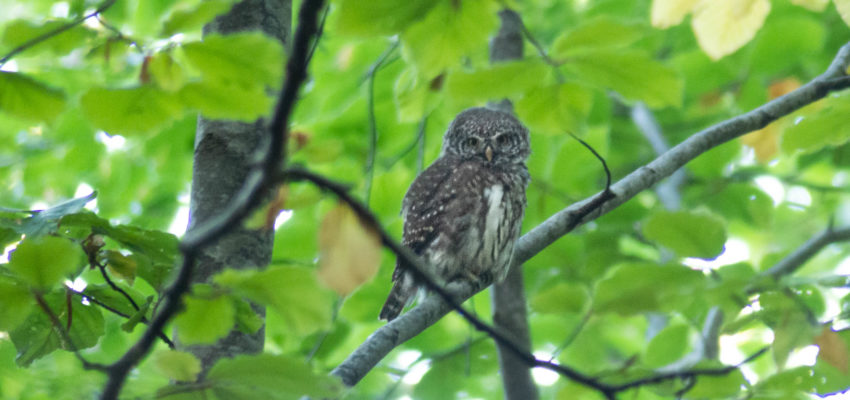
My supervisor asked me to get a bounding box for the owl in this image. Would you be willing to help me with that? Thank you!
[379,107,531,321]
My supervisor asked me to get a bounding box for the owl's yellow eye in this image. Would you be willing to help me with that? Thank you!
[465,137,480,147]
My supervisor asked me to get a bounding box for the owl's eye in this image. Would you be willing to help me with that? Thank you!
[496,134,510,146]
[464,137,480,147]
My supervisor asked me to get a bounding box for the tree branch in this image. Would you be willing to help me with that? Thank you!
[0,0,117,67]
[512,41,850,267]
[760,225,850,281]
[327,40,850,392]
[34,292,109,372]
[97,1,326,398]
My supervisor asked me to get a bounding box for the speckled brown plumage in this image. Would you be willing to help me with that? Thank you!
[379,107,531,321]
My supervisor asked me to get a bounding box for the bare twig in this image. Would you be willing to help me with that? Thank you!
[98,1,327,399]
[759,225,850,281]
[0,0,118,66]
[364,41,400,204]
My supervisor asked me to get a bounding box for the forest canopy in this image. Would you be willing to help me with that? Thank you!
[1,0,850,399]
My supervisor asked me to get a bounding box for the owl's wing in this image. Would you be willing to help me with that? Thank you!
[393,157,458,277]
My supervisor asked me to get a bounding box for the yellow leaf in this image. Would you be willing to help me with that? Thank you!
[651,0,699,28]
[741,78,801,163]
[814,327,849,374]
[836,0,850,27]
[741,124,779,163]
[691,0,771,60]
[791,0,829,11]
[317,204,381,296]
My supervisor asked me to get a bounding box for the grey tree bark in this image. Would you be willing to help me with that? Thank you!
[489,8,540,400]
[184,0,291,373]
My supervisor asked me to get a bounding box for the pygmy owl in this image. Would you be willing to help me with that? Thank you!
[379,107,531,321]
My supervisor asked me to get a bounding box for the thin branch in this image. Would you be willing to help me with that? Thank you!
[34,292,109,372]
[68,288,176,349]
[0,0,117,66]
[364,41,400,204]
[383,116,428,170]
[759,225,850,281]
[98,1,327,399]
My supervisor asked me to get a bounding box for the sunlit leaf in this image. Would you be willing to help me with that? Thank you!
[446,60,550,102]
[565,50,682,108]
[215,265,332,334]
[394,67,443,122]
[181,32,284,88]
[206,354,343,399]
[686,364,746,397]
[148,52,186,92]
[178,81,274,121]
[103,249,137,284]
[318,203,381,296]
[790,0,829,11]
[651,0,699,28]
[9,236,83,290]
[0,72,66,122]
[401,0,498,79]
[552,17,645,55]
[161,0,237,36]
[836,0,850,27]
[80,86,184,135]
[783,94,850,154]
[515,82,593,134]
[593,263,706,315]
[530,282,589,314]
[336,0,437,36]
[0,276,33,331]
[154,350,202,382]
[690,0,771,60]
[1,19,93,56]
[644,322,692,368]
[642,210,726,259]
[174,293,235,345]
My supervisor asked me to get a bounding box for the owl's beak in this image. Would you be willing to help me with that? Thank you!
[484,145,494,162]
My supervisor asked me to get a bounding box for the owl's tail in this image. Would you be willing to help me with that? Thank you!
[379,273,416,321]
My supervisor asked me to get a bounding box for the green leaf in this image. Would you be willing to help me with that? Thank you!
[178,81,274,121]
[642,210,726,259]
[120,296,153,332]
[644,322,691,368]
[82,283,148,317]
[393,67,443,122]
[174,293,235,345]
[0,276,34,331]
[685,364,746,398]
[161,0,237,36]
[552,17,645,55]
[401,0,498,78]
[16,192,97,237]
[446,59,551,101]
[781,94,850,154]
[593,263,706,315]
[9,292,104,367]
[153,350,201,382]
[9,236,84,290]
[215,265,332,335]
[148,52,186,92]
[516,82,593,134]
[103,249,137,283]
[80,86,184,135]
[336,0,438,36]
[181,32,284,88]
[564,50,683,108]
[1,19,93,56]
[530,282,589,314]
[0,72,67,122]
[233,297,263,334]
[206,354,342,399]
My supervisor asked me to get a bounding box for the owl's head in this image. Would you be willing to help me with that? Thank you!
[441,107,530,165]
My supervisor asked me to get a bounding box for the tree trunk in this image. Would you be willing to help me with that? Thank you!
[489,8,540,400]
[183,0,291,373]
